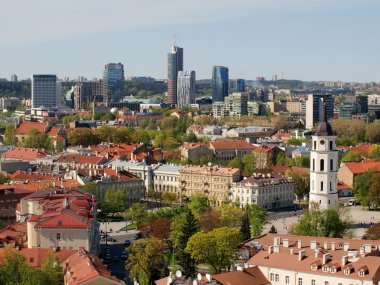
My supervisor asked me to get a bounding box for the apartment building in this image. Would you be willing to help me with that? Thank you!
[179,165,241,206]
[230,173,294,209]
[209,139,255,164]
[152,163,182,196]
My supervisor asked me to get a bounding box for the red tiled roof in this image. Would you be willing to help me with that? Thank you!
[211,139,255,150]
[57,154,108,165]
[1,148,49,161]
[15,122,48,135]
[253,145,276,153]
[213,267,269,285]
[339,144,372,154]
[64,248,123,284]
[35,209,92,229]
[344,161,380,174]
[182,142,209,150]
[10,171,63,182]
[47,126,61,136]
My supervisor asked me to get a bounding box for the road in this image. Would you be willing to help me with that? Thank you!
[99,222,139,284]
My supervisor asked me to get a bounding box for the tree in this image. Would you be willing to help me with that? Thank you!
[353,171,373,208]
[161,192,177,205]
[368,173,380,209]
[112,126,135,143]
[228,157,243,170]
[217,203,244,228]
[67,128,99,146]
[363,223,380,240]
[368,145,380,161]
[286,138,303,146]
[0,173,10,185]
[341,151,362,162]
[285,170,309,202]
[275,152,286,165]
[269,225,277,233]
[198,210,222,232]
[366,121,380,143]
[240,212,251,241]
[292,208,350,238]
[245,205,268,237]
[188,194,209,217]
[22,129,54,151]
[186,227,242,274]
[4,124,16,145]
[96,125,115,143]
[127,237,165,285]
[128,203,148,227]
[101,189,127,216]
[241,154,256,176]
[170,210,199,276]
[139,219,172,242]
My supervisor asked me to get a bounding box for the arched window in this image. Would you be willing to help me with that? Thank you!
[320,159,325,171]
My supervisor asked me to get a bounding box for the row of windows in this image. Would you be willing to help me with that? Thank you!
[313,140,334,150]
[270,274,343,285]
[233,186,293,195]
[311,180,334,192]
[312,158,335,172]
[155,175,178,182]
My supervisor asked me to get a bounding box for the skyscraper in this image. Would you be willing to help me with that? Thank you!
[31,74,59,108]
[177,71,195,109]
[229,79,245,93]
[212,66,229,102]
[10,74,17,82]
[305,94,334,129]
[103,63,124,105]
[167,45,183,106]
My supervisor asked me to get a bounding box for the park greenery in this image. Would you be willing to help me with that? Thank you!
[0,250,61,285]
[354,171,380,209]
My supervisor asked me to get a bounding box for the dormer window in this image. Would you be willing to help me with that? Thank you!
[322,266,329,272]
[359,270,365,277]
[344,268,350,275]
[311,264,318,271]
[330,267,336,273]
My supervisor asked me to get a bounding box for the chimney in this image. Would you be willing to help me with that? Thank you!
[315,248,321,258]
[343,243,350,251]
[290,248,294,255]
[205,274,211,282]
[297,240,302,249]
[341,255,349,267]
[273,237,281,246]
[268,246,274,254]
[298,250,306,261]
[322,253,331,265]
[273,246,280,253]
[310,241,317,250]
[331,242,336,251]
[283,239,289,248]
[323,241,328,250]
[364,244,372,254]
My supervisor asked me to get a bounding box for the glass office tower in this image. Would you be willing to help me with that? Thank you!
[212,66,229,102]
[167,45,183,106]
[103,63,124,105]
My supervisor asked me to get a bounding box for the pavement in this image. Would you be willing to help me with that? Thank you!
[265,205,380,238]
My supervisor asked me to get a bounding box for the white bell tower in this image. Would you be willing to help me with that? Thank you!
[309,104,338,210]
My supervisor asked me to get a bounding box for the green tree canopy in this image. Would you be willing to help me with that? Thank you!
[22,129,54,151]
[341,151,363,162]
[4,124,16,145]
[101,189,127,216]
[186,227,242,274]
[366,121,380,143]
[128,203,148,227]
[126,237,166,285]
[285,170,309,202]
[245,204,268,237]
[67,128,100,146]
[188,194,210,217]
[353,171,373,208]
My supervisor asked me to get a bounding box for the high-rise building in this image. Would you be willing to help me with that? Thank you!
[73,80,104,110]
[10,74,17,82]
[212,66,229,102]
[31,74,59,108]
[212,92,248,118]
[229,79,246,93]
[167,45,184,106]
[305,94,334,129]
[102,63,124,105]
[309,111,338,210]
[177,71,195,109]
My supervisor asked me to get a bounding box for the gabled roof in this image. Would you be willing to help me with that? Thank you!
[213,267,269,285]
[210,139,254,150]
[10,171,63,182]
[35,209,92,229]
[47,126,62,136]
[57,154,108,165]
[253,145,277,153]
[15,122,49,135]
[343,161,380,174]
[1,148,49,161]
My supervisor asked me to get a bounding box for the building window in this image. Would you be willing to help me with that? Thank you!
[275,274,279,282]
[329,141,333,150]
[320,159,324,171]
[330,159,333,171]
[270,273,274,281]
[298,278,303,285]
[311,280,315,285]
[313,159,315,171]
[324,282,329,285]
[285,276,289,284]
[314,141,316,150]
[56,233,61,240]
[321,181,323,191]
[330,181,332,191]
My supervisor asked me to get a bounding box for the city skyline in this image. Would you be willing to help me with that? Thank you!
[1,0,380,82]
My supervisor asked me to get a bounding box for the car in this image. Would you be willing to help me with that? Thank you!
[121,251,127,259]
[124,240,131,247]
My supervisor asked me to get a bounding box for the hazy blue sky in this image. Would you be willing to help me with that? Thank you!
[1,0,379,82]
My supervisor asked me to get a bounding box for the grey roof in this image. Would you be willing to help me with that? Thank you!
[107,160,149,169]
[152,163,182,173]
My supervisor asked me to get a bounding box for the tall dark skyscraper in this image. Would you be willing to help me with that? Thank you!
[229,79,246,93]
[167,45,183,106]
[212,66,229,102]
[103,63,124,105]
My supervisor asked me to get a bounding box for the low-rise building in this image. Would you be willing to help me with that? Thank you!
[253,145,284,169]
[180,142,213,163]
[338,160,380,188]
[180,165,241,206]
[152,163,182,196]
[210,139,255,164]
[230,173,294,209]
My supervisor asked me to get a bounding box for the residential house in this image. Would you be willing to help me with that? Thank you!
[253,145,284,169]
[338,160,380,188]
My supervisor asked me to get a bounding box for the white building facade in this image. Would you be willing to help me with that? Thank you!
[177,71,196,109]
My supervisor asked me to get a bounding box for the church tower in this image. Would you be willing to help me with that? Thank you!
[309,104,338,210]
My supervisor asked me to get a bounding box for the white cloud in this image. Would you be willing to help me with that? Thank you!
[0,0,377,45]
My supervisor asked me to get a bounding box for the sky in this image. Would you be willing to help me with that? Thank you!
[1,0,379,82]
